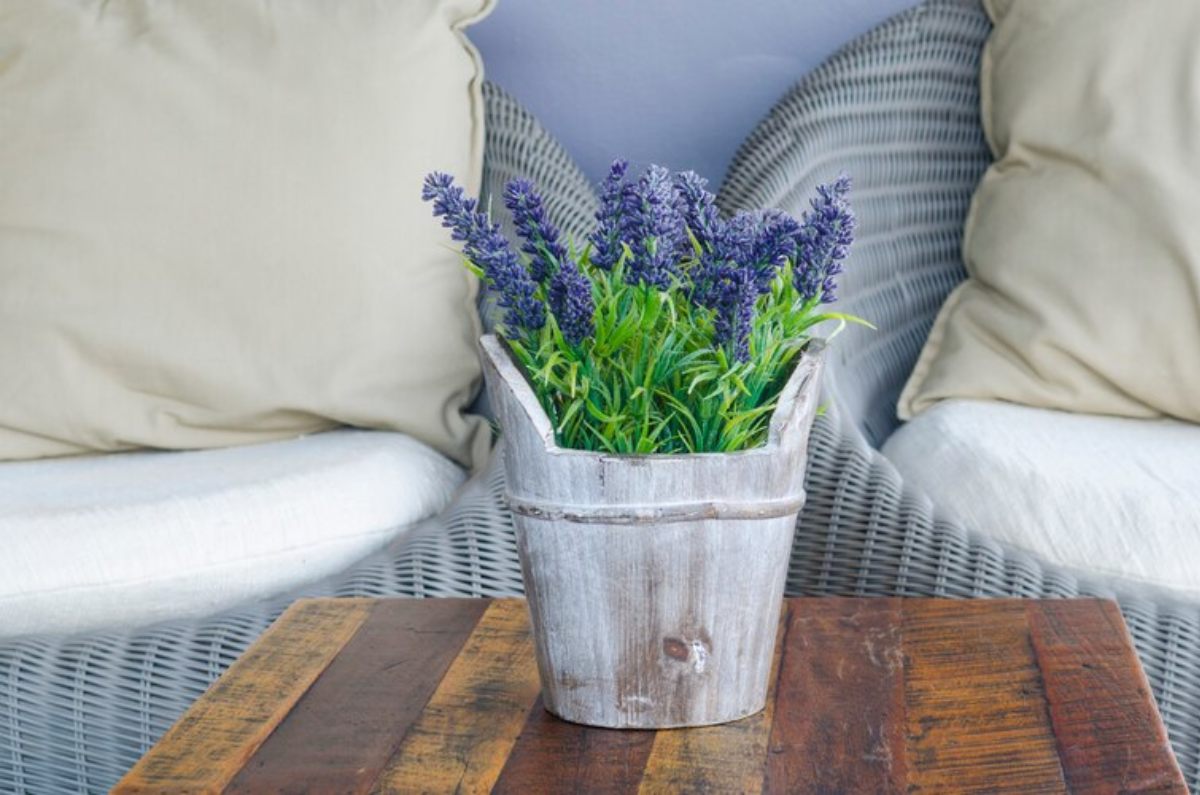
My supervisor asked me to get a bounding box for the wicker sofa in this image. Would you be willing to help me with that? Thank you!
[2,1,1198,791]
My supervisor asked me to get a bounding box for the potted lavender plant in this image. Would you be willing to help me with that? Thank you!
[423,163,858,729]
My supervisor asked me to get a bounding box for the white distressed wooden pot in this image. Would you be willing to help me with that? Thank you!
[479,334,824,729]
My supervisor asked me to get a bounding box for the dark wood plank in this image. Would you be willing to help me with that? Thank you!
[226,598,488,794]
[1028,599,1188,793]
[764,597,907,793]
[491,696,657,794]
[635,604,788,793]
[113,599,372,794]
[902,599,1067,794]
[371,598,542,794]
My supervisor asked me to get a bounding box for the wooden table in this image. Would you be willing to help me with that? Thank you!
[115,597,1186,794]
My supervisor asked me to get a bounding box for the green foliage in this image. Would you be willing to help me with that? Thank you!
[496,249,867,455]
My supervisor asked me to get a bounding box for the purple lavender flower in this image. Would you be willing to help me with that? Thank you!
[673,170,721,252]
[504,178,567,284]
[746,209,802,293]
[588,160,630,271]
[687,216,757,361]
[699,257,758,362]
[423,172,545,337]
[623,164,684,289]
[793,175,856,304]
[707,211,799,290]
[548,259,595,346]
[690,217,744,309]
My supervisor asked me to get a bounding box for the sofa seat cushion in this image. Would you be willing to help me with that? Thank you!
[0,430,465,638]
[881,400,1200,595]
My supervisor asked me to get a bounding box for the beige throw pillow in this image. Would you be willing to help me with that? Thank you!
[898,0,1200,423]
[0,0,493,468]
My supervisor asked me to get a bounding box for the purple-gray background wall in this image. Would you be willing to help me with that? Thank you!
[471,0,920,188]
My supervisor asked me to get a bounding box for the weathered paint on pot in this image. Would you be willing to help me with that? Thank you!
[479,334,824,728]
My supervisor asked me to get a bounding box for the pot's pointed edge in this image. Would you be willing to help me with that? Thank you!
[478,334,557,449]
[766,339,825,450]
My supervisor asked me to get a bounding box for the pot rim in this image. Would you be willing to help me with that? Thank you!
[478,333,824,463]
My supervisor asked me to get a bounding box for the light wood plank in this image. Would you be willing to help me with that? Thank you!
[113,598,372,794]
[903,599,1066,794]
[635,604,788,794]
[371,598,542,794]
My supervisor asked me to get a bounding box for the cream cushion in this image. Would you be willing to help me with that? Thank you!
[882,400,1200,596]
[0,430,465,638]
[898,0,1200,422]
[0,0,493,468]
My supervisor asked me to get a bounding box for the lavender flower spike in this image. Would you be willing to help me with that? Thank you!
[690,212,763,362]
[690,213,746,309]
[548,259,595,347]
[504,178,567,284]
[793,174,856,304]
[422,172,545,336]
[588,160,630,271]
[747,209,802,294]
[673,170,721,252]
[624,164,684,289]
[704,259,758,362]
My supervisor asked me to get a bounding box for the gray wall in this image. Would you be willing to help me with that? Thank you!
[472,0,920,188]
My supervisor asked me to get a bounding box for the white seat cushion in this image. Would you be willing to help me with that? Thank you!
[882,400,1200,595]
[0,430,465,638]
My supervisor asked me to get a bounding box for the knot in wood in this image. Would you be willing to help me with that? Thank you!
[663,638,689,661]
[663,637,710,673]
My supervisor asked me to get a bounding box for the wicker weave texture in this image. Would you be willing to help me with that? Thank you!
[720,0,990,451]
[2,14,1199,791]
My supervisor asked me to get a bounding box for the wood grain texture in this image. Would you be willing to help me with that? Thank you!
[121,597,1187,793]
[903,599,1067,793]
[491,696,658,794]
[481,334,824,729]
[225,598,487,795]
[635,605,788,793]
[113,598,372,794]
[1028,600,1188,794]
[371,599,542,794]
[765,597,907,793]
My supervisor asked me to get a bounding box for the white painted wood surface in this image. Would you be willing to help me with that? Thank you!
[480,334,825,728]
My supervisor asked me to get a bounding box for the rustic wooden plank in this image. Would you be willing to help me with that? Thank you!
[113,595,1192,793]
[1028,599,1188,793]
[113,599,372,794]
[764,597,907,793]
[634,604,788,794]
[371,598,542,794]
[226,598,488,794]
[902,599,1067,794]
[491,695,658,794]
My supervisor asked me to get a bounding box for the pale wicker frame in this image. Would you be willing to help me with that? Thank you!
[1,5,1198,789]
